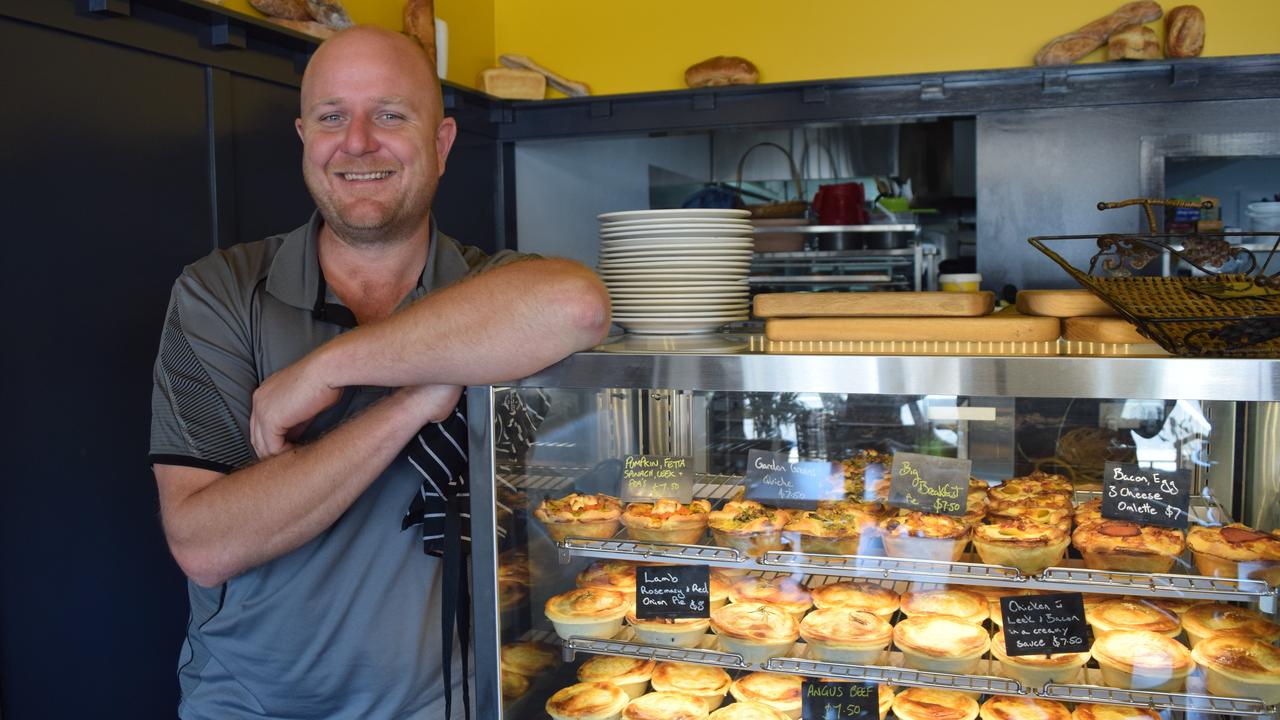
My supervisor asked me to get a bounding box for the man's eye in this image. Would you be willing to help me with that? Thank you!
[319,113,343,123]
[379,112,404,122]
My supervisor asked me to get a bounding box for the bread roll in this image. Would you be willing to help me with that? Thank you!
[477,68,546,100]
[305,0,353,30]
[1108,24,1161,59]
[685,56,759,88]
[249,0,311,20]
[403,0,437,69]
[1165,5,1205,57]
[1034,1,1163,66]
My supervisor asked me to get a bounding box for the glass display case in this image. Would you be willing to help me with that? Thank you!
[469,337,1280,720]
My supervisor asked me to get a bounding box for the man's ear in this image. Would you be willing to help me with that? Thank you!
[295,118,304,143]
[435,117,458,177]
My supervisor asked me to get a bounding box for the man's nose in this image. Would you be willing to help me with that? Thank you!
[342,115,379,155]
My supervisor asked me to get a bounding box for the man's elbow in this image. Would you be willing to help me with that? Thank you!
[167,537,232,588]
[549,264,612,346]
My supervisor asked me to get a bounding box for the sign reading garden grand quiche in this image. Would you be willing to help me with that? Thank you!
[743,449,843,508]
[1101,461,1191,529]
[887,452,971,517]
[802,680,879,720]
[621,455,693,503]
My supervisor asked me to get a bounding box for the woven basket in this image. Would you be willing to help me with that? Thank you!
[735,142,808,219]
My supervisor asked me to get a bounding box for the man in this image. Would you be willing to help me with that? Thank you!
[148,26,610,719]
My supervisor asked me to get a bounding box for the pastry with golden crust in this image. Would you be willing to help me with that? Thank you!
[1190,635,1280,704]
[1187,524,1280,584]
[729,672,804,720]
[784,500,885,555]
[545,587,631,640]
[1072,520,1184,573]
[1086,598,1180,637]
[986,506,1072,534]
[979,696,1071,720]
[501,640,559,677]
[842,449,892,501]
[499,579,529,612]
[536,493,624,542]
[799,607,892,664]
[892,688,979,720]
[995,471,1074,495]
[547,681,631,720]
[621,499,712,544]
[987,491,1073,515]
[973,519,1070,574]
[1073,499,1103,528]
[1091,629,1193,691]
[497,548,531,585]
[899,588,989,625]
[809,580,899,619]
[626,611,711,648]
[709,602,799,664]
[727,576,812,621]
[707,702,789,720]
[503,670,530,701]
[709,570,732,610]
[893,615,990,674]
[707,501,792,557]
[879,511,970,561]
[1182,602,1280,647]
[578,656,656,700]
[990,630,1089,686]
[1144,596,1197,618]
[622,691,710,720]
[1071,705,1161,720]
[650,662,731,712]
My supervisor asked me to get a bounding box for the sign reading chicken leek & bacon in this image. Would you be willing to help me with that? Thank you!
[802,680,879,720]
[1000,592,1089,656]
[621,455,693,503]
[887,451,971,517]
[1101,461,1191,529]
[743,449,843,508]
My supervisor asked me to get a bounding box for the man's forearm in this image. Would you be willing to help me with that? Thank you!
[315,258,610,388]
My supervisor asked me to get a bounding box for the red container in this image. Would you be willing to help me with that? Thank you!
[812,182,868,225]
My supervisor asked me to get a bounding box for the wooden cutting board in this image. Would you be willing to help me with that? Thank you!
[754,291,994,318]
[1062,316,1148,343]
[1016,289,1117,317]
[765,314,1061,342]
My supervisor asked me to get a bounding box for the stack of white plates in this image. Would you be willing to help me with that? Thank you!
[597,208,753,335]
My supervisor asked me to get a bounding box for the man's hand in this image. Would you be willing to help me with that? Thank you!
[250,354,342,458]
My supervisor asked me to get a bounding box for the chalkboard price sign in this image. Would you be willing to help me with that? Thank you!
[802,680,879,720]
[887,452,971,517]
[1000,592,1090,657]
[621,455,693,503]
[634,565,711,620]
[1101,461,1191,529]
[743,449,843,508]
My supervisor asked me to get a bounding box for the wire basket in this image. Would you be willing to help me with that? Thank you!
[1028,198,1280,357]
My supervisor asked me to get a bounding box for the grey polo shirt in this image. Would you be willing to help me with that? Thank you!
[149,213,521,720]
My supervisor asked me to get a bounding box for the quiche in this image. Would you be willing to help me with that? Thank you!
[973,519,1070,574]
[707,501,792,557]
[1072,520,1184,573]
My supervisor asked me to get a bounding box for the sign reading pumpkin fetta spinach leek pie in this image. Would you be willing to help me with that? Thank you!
[743,449,844,508]
[621,455,693,503]
[634,564,710,620]
[887,451,971,517]
[802,680,879,720]
[1101,461,1191,529]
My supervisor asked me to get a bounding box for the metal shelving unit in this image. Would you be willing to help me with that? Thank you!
[1042,681,1277,718]
[765,657,1024,696]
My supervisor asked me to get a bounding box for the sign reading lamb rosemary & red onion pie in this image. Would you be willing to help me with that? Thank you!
[621,455,693,503]
[1101,461,1191,529]
[1000,592,1089,656]
[802,680,878,720]
[887,452,971,517]
[634,564,710,620]
[742,449,843,508]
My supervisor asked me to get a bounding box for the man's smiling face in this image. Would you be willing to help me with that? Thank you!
[296,27,455,246]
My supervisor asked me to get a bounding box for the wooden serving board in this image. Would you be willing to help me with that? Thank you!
[753,291,994,318]
[1016,289,1118,317]
[765,314,1061,342]
[1062,316,1148,344]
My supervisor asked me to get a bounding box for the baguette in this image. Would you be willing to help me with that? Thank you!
[1108,24,1161,59]
[403,0,437,70]
[1165,5,1205,57]
[1035,1,1164,66]
[499,54,590,97]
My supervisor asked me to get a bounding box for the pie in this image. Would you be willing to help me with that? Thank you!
[985,506,1072,534]
[578,656,656,700]
[503,671,530,701]
[783,502,883,556]
[973,519,1070,574]
[809,580,900,619]
[899,588,989,625]
[1091,629,1193,692]
[626,611,711,648]
[501,640,559,677]
[892,615,990,674]
[650,661,732,713]
[546,681,631,720]
[1071,705,1161,720]
[535,493,624,542]
[622,691,710,720]
[1189,634,1280,704]
[707,702,790,720]
[989,630,1090,686]
[621,499,712,545]
[709,602,799,665]
[799,607,893,664]
[879,511,971,562]
[729,672,804,720]
[727,575,812,621]
[1182,601,1280,647]
[707,501,792,557]
[1073,499,1103,528]
[709,570,733,610]
[1187,524,1280,585]
[499,579,530,612]
[992,471,1074,496]
[1071,521,1184,573]
[545,587,631,640]
[892,687,980,720]
[1086,598,1181,637]
[978,695,1071,720]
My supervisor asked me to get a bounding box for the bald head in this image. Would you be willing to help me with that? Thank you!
[301,26,442,123]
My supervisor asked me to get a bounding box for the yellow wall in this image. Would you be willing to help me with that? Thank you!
[225,0,1277,95]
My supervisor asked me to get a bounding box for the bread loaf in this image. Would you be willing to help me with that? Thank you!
[1108,24,1161,59]
[403,0,437,70]
[263,17,335,38]
[1034,1,1163,65]
[1165,5,1205,57]
[305,0,353,30]
[685,56,759,88]
[249,0,311,20]
[477,68,546,100]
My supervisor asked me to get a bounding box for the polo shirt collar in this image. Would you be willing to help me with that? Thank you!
[265,211,467,313]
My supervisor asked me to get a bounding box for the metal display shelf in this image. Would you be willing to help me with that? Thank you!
[766,657,1024,696]
[1041,681,1278,718]
[752,224,920,234]
[561,636,748,669]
